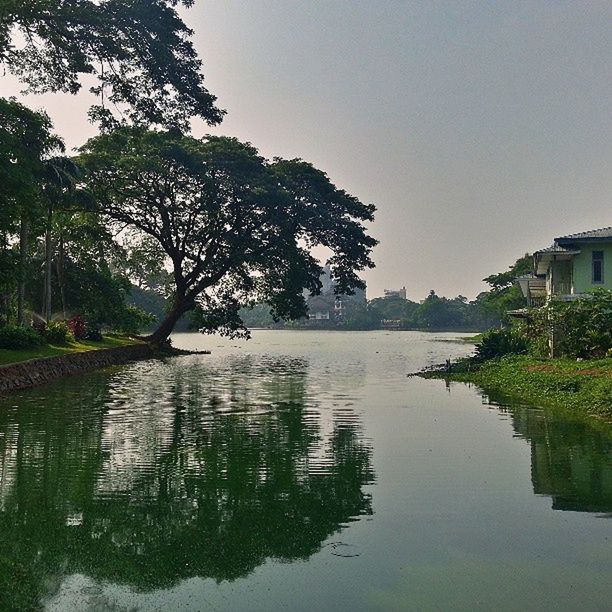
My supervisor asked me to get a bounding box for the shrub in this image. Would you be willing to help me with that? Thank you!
[44,321,74,345]
[32,319,47,336]
[82,323,102,341]
[475,328,529,361]
[526,334,550,359]
[526,288,612,358]
[67,315,102,341]
[0,325,44,349]
[67,315,87,340]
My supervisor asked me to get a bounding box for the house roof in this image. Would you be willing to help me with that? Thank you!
[533,245,581,276]
[534,244,577,255]
[531,226,611,275]
[306,294,335,311]
[556,226,612,244]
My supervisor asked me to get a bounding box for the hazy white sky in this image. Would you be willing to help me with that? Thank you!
[2,1,611,299]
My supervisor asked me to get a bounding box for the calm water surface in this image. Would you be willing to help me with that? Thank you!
[0,331,610,611]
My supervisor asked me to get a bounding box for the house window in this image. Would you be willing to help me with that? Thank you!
[592,251,604,284]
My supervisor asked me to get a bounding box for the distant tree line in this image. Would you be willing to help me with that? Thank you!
[241,255,532,331]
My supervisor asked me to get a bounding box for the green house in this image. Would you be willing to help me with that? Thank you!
[517,227,612,305]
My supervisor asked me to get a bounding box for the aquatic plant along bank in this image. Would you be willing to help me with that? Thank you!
[423,355,612,420]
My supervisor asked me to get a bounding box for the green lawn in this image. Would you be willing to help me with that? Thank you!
[427,355,612,421]
[0,335,141,367]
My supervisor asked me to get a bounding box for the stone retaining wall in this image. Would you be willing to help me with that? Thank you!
[0,343,155,394]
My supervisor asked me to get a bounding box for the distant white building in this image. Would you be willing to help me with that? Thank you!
[307,295,333,320]
[383,287,407,300]
[305,265,366,322]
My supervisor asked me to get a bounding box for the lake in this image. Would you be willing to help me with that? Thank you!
[0,330,610,611]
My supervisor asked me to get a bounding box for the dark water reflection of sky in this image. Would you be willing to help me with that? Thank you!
[0,331,610,611]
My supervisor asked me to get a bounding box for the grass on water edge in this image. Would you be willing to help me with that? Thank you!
[458,333,483,344]
[423,355,612,421]
[0,335,141,367]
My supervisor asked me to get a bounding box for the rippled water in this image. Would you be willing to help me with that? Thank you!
[0,330,610,611]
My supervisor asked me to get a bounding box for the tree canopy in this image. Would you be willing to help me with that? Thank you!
[0,0,223,128]
[477,254,531,323]
[0,98,65,323]
[78,128,377,342]
[483,253,532,290]
[0,97,63,229]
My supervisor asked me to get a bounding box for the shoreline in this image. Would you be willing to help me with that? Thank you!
[0,343,209,395]
[419,355,612,422]
[245,327,481,334]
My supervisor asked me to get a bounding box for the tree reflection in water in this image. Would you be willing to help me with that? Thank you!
[482,391,612,515]
[0,355,374,608]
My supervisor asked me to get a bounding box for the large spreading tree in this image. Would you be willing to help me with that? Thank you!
[0,0,223,129]
[79,128,377,343]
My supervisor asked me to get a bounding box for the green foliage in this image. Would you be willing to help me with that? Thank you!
[0,114,166,339]
[0,249,18,325]
[0,98,63,223]
[474,328,529,361]
[120,236,170,293]
[23,229,127,326]
[116,305,157,335]
[341,302,380,330]
[22,225,157,336]
[0,325,43,350]
[412,291,478,329]
[483,254,532,290]
[239,304,280,328]
[1,1,223,129]
[79,128,377,341]
[66,262,130,327]
[440,355,612,419]
[128,285,169,325]
[239,287,517,332]
[368,296,418,325]
[0,1,224,335]
[526,289,612,358]
[478,254,532,324]
[81,323,103,342]
[44,321,74,345]
[525,332,550,359]
[0,98,65,325]
[367,291,495,331]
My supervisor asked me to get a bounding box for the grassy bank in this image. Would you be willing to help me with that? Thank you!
[457,333,483,344]
[423,355,612,420]
[0,335,141,367]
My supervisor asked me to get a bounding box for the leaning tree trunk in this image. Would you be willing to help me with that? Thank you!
[145,299,191,345]
[17,214,29,325]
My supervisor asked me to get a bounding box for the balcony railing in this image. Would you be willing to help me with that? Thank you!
[552,281,572,296]
[528,296,547,308]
